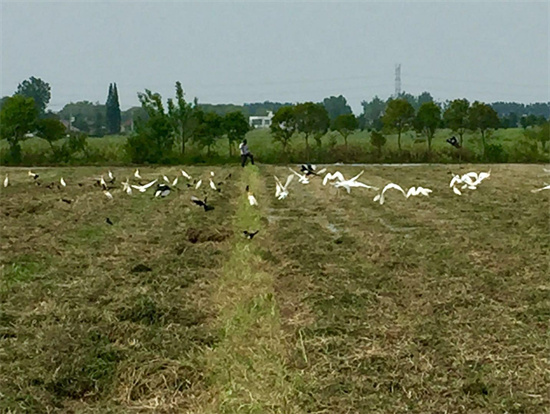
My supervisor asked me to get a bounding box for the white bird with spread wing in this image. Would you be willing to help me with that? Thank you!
[373,183,432,205]
[532,183,550,193]
[323,170,378,193]
[274,174,294,200]
[450,170,491,195]
[131,179,158,193]
[134,169,142,179]
[122,178,132,195]
[288,168,310,184]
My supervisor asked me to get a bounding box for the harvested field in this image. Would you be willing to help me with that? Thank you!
[0,164,548,413]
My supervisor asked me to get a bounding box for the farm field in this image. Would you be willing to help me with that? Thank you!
[0,164,549,413]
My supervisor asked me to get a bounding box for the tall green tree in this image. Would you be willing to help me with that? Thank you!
[125,89,173,163]
[105,82,121,134]
[294,102,330,160]
[382,98,415,151]
[193,111,223,156]
[15,76,51,117]
[331,113,358,149]
[270,106,297,154]
[166,81,197,155]
[414,102,441,153]
[443,99,470,147]
[223,111,249,157]
[523,121,550,152]
[322,95,352,122]
[0,95,39,163]
[370,130,387,158]
[468,101,500,158]
[360,96,385,130]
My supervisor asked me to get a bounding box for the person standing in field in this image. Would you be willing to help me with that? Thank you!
[239,139,254,167]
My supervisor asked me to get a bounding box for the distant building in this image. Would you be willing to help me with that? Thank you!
[249,111,274,129]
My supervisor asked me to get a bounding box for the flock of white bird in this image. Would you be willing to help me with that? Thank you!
[2,165,549,209]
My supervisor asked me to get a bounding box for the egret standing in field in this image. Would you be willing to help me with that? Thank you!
[209,179,217,191]
[60,177,66,187]
[134,169,142,179]
[181,170,192,180]
[195,179,202,189]
[3,174,8,188]
[103,190,114,200]
[246,185,258,206]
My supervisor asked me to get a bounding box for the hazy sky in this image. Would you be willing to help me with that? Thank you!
[1,1,548,114]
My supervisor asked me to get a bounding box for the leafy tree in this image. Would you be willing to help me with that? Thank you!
[58,101,106,136]
[382,98,415,151]
[36,118,67,149]
[166,81,197,155]
[0,95,38,163]
[331,113,358,149]
[270,106,297,154]
[125,89,173,163]
[468,101,500,158]
[223,111,249,156]
[395,92,417,108]
[322,95,352,122]
[370,130,387,158]
[443,99,470,147]
[524,121,550,152]
[105,83,121,134]
[416,91,434,108]
[15,76,51,117]
[294,102,330,160]
[360,96,385,130]
[193,111,223,156]
[414,102,441,152]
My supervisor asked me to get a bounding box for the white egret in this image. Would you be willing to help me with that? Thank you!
[108,170,114,181]
[195,179,202,189]
[163,175,170,183]
[246,185,258,206]
[131,179,158,193]
[373,183,407,205]
[274,174,294,200]
[172,177,178,187]
[3,175,8,188]
[325,170,378,193]
[122,179,132,195]
[100,176,107,190]
[209,179,217,191]
[134,169,142,179]
[322,171,345,185]
[181,170,191,179]
[210,171,215,177]
[60,177,66,187]
[532,184,550,193]
[288,168,310,184]
[405,186,432,198]
[103,190,114,200]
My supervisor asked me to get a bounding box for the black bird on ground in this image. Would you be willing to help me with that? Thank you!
[191,196,214,211]
[106,217,114,225]
[243,230,259,239]
[61,198,73,204]
[446,136,461,149]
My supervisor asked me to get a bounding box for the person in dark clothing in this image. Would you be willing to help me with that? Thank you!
[239,139,254,167]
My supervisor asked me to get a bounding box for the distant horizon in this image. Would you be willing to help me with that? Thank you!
[2,2,548,114]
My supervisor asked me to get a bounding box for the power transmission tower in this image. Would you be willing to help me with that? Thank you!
[394,64,401,97]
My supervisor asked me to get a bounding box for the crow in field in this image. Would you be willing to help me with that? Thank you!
[106,217,113,225]
[243,230,259,239]
[191,196,214,211]
[61,198,73,204]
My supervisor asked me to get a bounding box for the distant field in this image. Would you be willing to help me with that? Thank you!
[0,164,549,413]
[0,128,533,165]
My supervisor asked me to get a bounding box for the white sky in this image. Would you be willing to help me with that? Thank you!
[1,1,548,114]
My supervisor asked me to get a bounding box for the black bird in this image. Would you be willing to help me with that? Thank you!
[191,196,214,211]
[446,136,461,149]
[106,217,113,225]
[243,230,259,239]
[61,198,72,204]
[154,184,171,198]
[225,173,232,180]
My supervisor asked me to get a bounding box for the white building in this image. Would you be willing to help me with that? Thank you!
[249,111,274,129]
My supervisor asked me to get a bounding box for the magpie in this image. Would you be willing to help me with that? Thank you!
[28,171,39,180]
[243,230,259,239]
[154,184,171,198]
[106,217,113,225]
[446,136,461,149]
[191,196,214,211]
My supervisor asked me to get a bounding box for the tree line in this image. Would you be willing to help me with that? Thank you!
[0,76,548,165]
